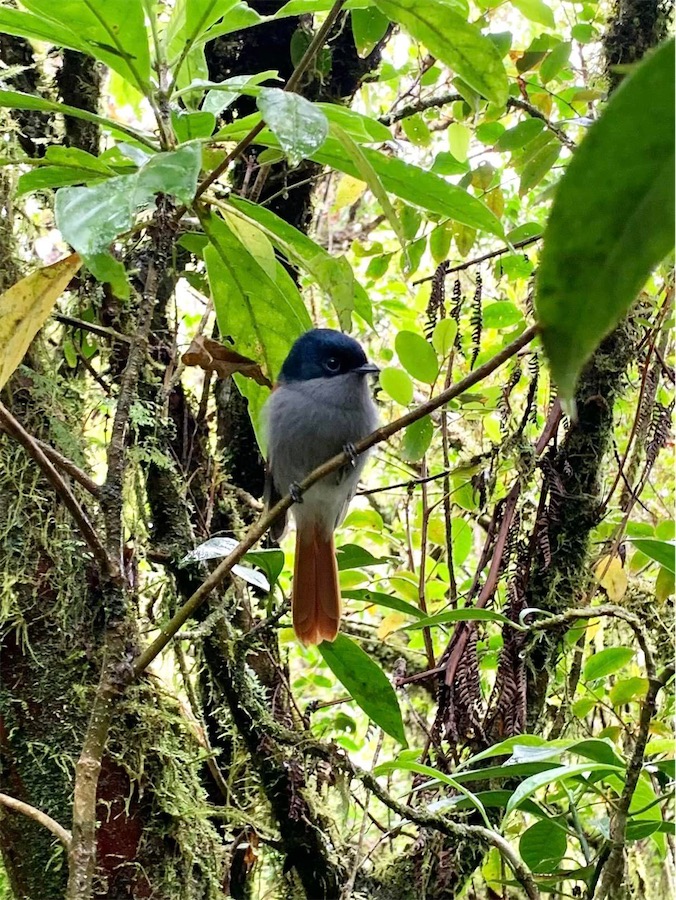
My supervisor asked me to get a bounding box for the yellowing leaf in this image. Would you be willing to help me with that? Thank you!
[594,554,628,601]
[0,253,81,390]
[333,174,365,211]
[378,611,407,639]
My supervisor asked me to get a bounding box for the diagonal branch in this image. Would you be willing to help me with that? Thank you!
[0,400,112,576]
[0,792,72,849]
[132,323,538,677]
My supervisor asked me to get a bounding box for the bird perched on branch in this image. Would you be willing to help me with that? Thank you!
[264,329,379,645]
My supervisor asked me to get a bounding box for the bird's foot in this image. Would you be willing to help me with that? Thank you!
[343,442,359,468]
[289,482,304,504]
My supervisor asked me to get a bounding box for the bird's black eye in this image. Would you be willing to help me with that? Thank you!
[324,356,341,374]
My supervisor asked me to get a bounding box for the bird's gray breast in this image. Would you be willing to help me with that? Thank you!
[264,373,378,528]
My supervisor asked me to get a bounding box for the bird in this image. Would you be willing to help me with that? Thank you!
[264,329,379,645]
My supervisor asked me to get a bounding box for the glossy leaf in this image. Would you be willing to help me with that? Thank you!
[374,0,508,105]
[519,820,567,873]
[227,197,371,327]
[351,6,390,57]
[510,0,555,28]
[505,763,623,816]
[342,589,426,619]
[258,89,328,166]
[21,0,151,90]
[629,538,676,574]
[403,608,515,630]
[583,646,634,682]
[536,39,675,400]
[318,634,407,745]
[432,318,457,356]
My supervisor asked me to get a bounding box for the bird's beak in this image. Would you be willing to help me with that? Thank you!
[354,362,380,375]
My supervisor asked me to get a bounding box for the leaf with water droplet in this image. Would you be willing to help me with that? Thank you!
[257,88,328,167]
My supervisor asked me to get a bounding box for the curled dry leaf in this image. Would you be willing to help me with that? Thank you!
[182,334,272,388]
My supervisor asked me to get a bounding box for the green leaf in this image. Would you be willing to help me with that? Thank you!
[0,89,156,150]
[257,88,328,166]
[0,7,89,53]
[373,0,508,105]
[201,209,311,387]
[482,301,524,329]
[351,6,390,57]
[609,677,649,706]
[242,549,285,588]
[536,39,675,400]
[395,331,438,383]
[505,763,623,816]
[318,104,391,143]
[495,118,544,152]
[17,166,110,197]
[519,140,560,195]
[403,608,516,630]
[540,41,572,84]
[331,124,408,259]
[402,416,434,461]
[343,589,426,619]
[519,820,567,873]
[135,142,203,205]
[227,197,371,327]
[214,118,503,236]
[172,110,215,141]
[583,646,634,681]
[628,538,675,574]
[379,367,413,405]
[318,634,407,745]
[21,0,151,91]
[166,0,240,93]
[510,0,555,28]
[335,544,389,570]
[374,758,491,826]
[432,318,457,356]
[447,123,471,162]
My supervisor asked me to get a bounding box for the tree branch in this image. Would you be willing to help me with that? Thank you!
[131,323,538,677]
[0,792,72,849]
[0,400,112,576]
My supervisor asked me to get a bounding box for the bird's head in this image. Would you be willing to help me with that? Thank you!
[279,329,379,383]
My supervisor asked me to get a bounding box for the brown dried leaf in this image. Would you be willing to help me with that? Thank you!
[182,335,272,388]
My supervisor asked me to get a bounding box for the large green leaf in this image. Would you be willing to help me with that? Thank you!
[373,0,508,105]
[55,143,203,296]
[403,608,516,630]
[505,763,623,816]
[519,820,567,874]
[200,210,311,442]
[166,0,241,95]
[21,0,151,91]
[536,39,675,401]
[213,117,503,236]
[629,538,676,575]
[318,633,407,745]
[0,89,157,150]
[227,197,371,327]
[0,7,88,52]
[257,89,329,166]
[583,646,634,682]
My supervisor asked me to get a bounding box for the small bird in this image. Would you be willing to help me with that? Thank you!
[264,329,379,645]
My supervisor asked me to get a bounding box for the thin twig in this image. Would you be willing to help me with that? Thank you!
[54,313,132,344]
[132,324,539,677]
[0,792,72,848]
[413,234,542,286]
[0,401,111,576]
[193,0,347,202]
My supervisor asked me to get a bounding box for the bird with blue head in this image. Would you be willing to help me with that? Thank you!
[264,329,379,645]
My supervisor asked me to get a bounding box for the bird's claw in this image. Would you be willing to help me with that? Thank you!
[343,442,359,468]
[289,482,304,504]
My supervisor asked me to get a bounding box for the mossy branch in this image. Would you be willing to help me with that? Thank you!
[132,323,538,677]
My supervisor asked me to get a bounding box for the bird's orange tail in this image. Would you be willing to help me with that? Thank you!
[293,525,341,645]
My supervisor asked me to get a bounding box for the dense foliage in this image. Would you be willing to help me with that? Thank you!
[0,1,673,898]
